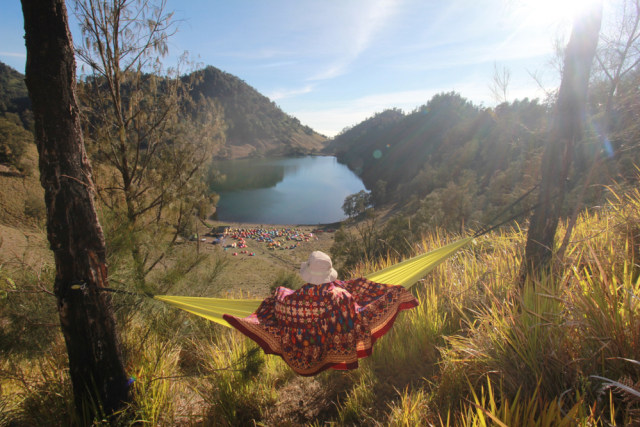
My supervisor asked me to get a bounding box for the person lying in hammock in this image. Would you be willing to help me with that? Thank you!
[223,251,419,376]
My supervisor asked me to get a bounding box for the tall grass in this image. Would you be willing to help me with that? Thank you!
[195,330,280,425]
[385,386,433,426]
[452,377,602,427]
[0,339,76,425]
[335,368,377,424]
[2,181,640,424]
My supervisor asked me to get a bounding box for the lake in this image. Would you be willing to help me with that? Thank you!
[210,156,366,224]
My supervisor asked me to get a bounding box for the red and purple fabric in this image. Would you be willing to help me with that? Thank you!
[223,278,419,376]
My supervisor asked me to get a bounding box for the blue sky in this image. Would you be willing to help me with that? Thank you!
[1,0,604,136]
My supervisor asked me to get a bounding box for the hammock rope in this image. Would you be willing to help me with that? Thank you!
[155,236,474,327]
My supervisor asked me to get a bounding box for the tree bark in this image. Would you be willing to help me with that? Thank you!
[520,4,603,283]
[21,0,130,419]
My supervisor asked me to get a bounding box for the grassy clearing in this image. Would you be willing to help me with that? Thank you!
[1,181,640,425]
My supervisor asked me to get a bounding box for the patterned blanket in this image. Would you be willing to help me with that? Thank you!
[223,278,419,376]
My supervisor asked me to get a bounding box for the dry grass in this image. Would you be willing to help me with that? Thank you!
[2,178,640,425]
[0,144,43,228]
[192,221,336,297]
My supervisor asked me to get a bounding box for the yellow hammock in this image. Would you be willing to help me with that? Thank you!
[154,237,473,327]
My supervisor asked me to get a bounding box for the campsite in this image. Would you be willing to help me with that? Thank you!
[195,223,336,297]
[2,0,640,425]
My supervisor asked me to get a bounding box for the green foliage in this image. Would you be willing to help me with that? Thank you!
[443,280,572,400]
[1,348,76,426]
[0,61,27,106]
[194,329,285,425]
[336,369,377,424]
[0,264,75,425]
[0,115,33,171]
[331,93,482,194]
[454,378,592,427]
[0,263,58,356]
[329,95,551,233]
[0,61,32,128]
[331,214,386,275]
[385,387,432,426]
[74,0,228,291]
[371,178,388,204]
[98,205,228,298]
[329,65,640,239]
[125,333,182,425]
[330,213,419,274]
[23,192,46,224]
[342,189,372,218]
[269,269,304,293]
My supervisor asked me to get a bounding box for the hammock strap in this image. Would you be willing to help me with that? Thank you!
[70,282,146,297]
[153,295,263,327]
[155,236,475,327]
[76,235,477,329]
[365,237,473,288]
[475,183,539,237]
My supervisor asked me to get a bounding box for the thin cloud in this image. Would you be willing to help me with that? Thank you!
[0,51,26,58]
[215,48,297,60]
[256,60,299,69]
[307,0,399,81]
[308,64,346,82]
[373,1,562,74]
[383,36,553,73]
[268,84,315,101]
[352,0,397,55]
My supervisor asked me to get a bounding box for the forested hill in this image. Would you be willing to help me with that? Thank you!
[0,61,327,159]
[326,91,638,231]
[326,93,546,216]
[0,62,35,175]
[0,61,32,130]
[189,66,327,158]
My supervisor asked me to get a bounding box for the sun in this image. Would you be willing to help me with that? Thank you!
[518,0,603,27]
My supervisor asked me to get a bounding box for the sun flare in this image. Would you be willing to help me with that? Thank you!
[518,0,603,27]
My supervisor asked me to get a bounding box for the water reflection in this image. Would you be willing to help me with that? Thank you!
[209,158,293,191]
[208,156,366,224]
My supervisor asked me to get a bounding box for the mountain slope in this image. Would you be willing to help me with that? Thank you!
[0,61,29,113]
[327,93,489,194]
[0,61,33,130]
[0,61,327,160]
[325,93,550,230]
[189,66,327,158]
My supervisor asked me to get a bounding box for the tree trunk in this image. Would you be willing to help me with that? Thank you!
[520,4,603,283]
[21,0,130,419]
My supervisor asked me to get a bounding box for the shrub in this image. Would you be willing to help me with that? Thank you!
[23,193,45,224]
[269,268,304,293]
[0,116,32,171]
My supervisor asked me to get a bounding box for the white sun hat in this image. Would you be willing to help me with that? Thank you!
[300,251,338,285]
